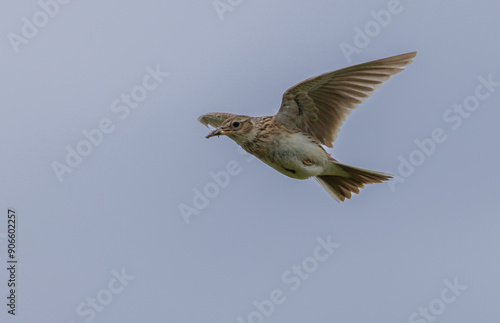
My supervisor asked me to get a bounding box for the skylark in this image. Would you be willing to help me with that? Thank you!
[199,52,416,201]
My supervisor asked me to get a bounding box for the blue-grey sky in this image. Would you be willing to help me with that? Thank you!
[1,0,499,322]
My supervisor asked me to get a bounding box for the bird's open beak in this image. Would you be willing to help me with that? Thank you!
[206,128,233,139]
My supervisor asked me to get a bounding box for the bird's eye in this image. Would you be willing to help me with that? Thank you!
[232,121,240,128]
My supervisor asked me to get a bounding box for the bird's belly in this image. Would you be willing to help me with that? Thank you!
[259,133,328,179]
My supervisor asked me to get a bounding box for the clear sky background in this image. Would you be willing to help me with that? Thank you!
[1,0,499,322]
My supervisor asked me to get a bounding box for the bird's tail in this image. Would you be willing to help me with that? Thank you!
[315,162,392,202]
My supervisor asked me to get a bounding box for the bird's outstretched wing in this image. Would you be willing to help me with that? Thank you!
[273,52,417,148]
[198,112,237,128]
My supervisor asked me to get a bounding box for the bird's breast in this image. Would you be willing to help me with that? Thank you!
[248,132,329,179]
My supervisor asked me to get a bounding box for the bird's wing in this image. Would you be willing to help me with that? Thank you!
[198,112,237,128]
[273,52,417,148]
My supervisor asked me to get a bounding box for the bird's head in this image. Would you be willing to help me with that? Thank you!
[205,116,254,143]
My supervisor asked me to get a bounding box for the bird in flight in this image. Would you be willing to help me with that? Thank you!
[199,52,416,201]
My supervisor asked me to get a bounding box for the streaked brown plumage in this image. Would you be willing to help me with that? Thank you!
[199,52,416,201]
